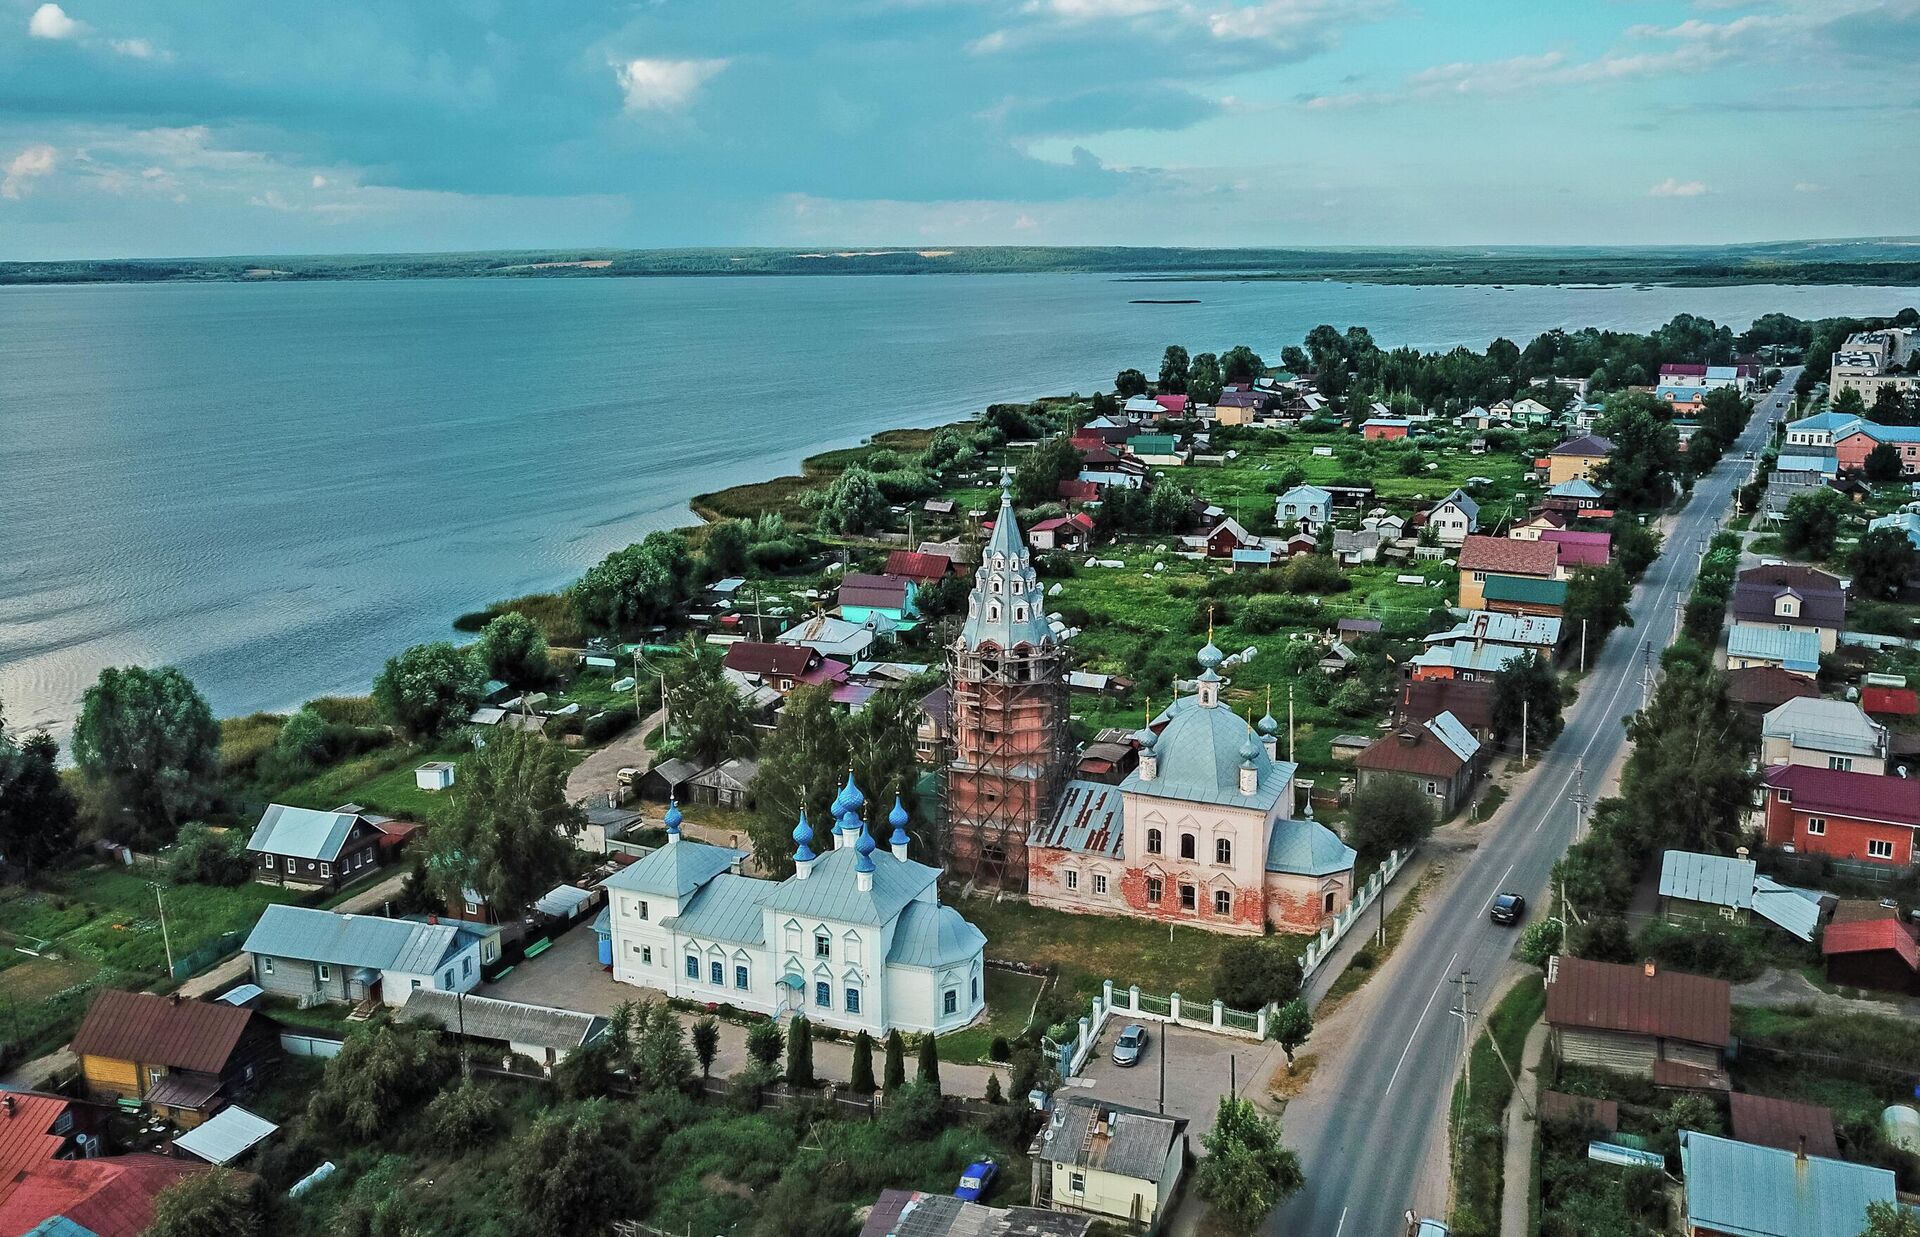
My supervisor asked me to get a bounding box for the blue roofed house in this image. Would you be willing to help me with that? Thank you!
[1726,625,1823,677]
[837,573,921,631]
[1425,489,1480,546]
[1869,511,1920,551]
[242,904,483,1008]
[246,804,386,890]
[1679,1130,1896,1237]
[1274,484,1333,534]
[603,794,986,1036]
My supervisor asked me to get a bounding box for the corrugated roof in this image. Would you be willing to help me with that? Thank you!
[1545,477,1604,499]
[171,1105,277,1166]
[1725,666,1820,710]
[1760,699,1885,758]
[1821,919,1919,969]
[1545,955,1730,1048]
[1750,878,1821,943]
[0,1155,202,1237]
[1680,1130,1895,1237]
[1537,1090,1618,1131]
[401,989,607,1051]
[1033,780,1126,859]
[723,642,817,678]
[1551,434,1615,457]
[1426,711,1481,764]
[0,1092,75,1185]
[1482,574,1569,607]
[839,573,914,611]
[661,873,778,946]
[887,902,986,969]
[760,845,940,927]
[1264,816,1356,877]
[1038,1096,1184,1181]
[1728,625,1823,672]
[1861,687,1919,717]
[1658,850,1757,910]
[1426,610,1562,648]
[1763,764,1920,826]
[1356,720,1478,778]
[245,803,362,861]
[1728,1093,1839,1159]
[69,991,259,1076]
[242,905,457,974]
[601,839,744,899]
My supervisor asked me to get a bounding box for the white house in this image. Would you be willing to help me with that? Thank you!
[603,794,986,1037]
[1274,485,1333,534]
[1425,489,1480,546]
[242,905,484,1008]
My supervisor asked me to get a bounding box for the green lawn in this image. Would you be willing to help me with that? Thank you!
[276,738,475,820]
[939,968,1048,1063]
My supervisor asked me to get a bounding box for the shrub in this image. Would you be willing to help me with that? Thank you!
[168,823,251,887]
[988,1036,1012,1062]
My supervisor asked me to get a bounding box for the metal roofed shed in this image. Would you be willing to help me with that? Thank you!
[860,1190,1093,1237]
[171,1105,277,1165]
[534,885,594,920]
[400,989,608,1056]
[1679,1130,1896,1237]
[1727,1093,1839,1159]
[1658,850,1757,911]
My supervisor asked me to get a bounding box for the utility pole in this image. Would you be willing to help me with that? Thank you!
[1287,686,1295,764]
[1448,968,1478,1217]
[631,650,643,717]
[1521,698,1529,764]
[1580,619,1588,674]
[151,882,175,979]
[1563,758,1587,954]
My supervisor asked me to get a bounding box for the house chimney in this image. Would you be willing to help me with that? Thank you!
[1736,846,1749,860]
[1397,728,1418,746]
[3,1095,14,1118]
[168,992,181,1005]
[1642,960,1657,978]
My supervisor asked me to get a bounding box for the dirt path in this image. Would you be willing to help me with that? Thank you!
[565,705,669,806]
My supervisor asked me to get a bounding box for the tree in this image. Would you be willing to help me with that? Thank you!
[703,519,751,578]
[426,728,583,914]
[815,463,889,535]
[472,611,550,688]
[1213,939,1302,1009]
[146,1168,262,1237]
[307,1020,455,1140]
[1862,1200,1920,1237]
[1851,526,1913,601]
[747,1017,784,1068]
[1864,440,1906,482]
[883,1028,907,1090]
[692,1016,720,1078]
[1013,434,1082,508]
[274,705,331,765]
[1517,918,1561,968]
[0,703,77,874]
[1195,1097,1306,1232]
[665,644,753,767]
[425,1075,503,1143]
[168,822,250,886]
[372,641,485,739]
[1565,564,1634,639]
[1159,345,1190,394]
[1272,998,1312,1065]
[849,1030,877,1093]
[1221,344,1264,384]
[510,1100,647,1237]
[630,1001,693,1093]
[1115,368,1148,398]
[570,530,693,632]
[1612,519,1662,579]
[1349,775,1436,861]
[749,686,852,876]
[1781,487,1852,559]
[1596,394,1681,509]
[786,1015,815,1087]
[1833,386,1867,416]
[984,1073,1003,1104]
[71,665,218,849]
[1621,663,1752,854]
[1491,652,1564,753]
[917,1033,942,1093]
[1188,351,1224,405]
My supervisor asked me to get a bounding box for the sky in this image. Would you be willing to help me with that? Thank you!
[1,0,1916,258]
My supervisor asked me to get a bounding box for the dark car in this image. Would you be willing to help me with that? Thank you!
[1490,893,1526,926]
[1111,1023,1148,1067]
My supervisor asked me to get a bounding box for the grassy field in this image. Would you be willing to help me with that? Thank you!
[274,738,476,819]
[940,968,1049,1063]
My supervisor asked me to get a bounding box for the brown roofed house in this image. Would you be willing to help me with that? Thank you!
[1723,665,1821,717]
[884,550,956,584]
[70,990,278,1128]
[722,641,823,692]
[1728,1092,1840,1159]
[1354,713,1484,817]
[1395,678,1495,740]
[1544,956,1729,1085]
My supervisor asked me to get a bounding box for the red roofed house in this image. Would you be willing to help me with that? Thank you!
[1057,478,1101,503]
[1538,529,1611,569]
[1029,512,1095,552]
[0,1153,207,1237]
[1762,763,1920,869]
[1457,535,1559,610]
[1544,955,1730,1085]
[1861,686,1919,719]
[1821,918,1920,995]
[722,641,827,693]
[1661,363,1710,380]
[1153,393,1189,416]
[0,1091,110,1189]
[883,550,956,585]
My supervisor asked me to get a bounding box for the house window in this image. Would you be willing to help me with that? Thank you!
[462,957,472,978]
[1472,571,1486,582]
[319,862,331,878]
[1213,889,1232,916]
[1828,756,1853,771]
[816,981,832,1008]
[1146,877,1163,904]
[736,964,749,989]
[442,970,453,988]
[1146,828,1162,855]
[815,932,831,959]
[1322,890,1336,914]
[1093,873,1108,896]
[1180,834,1196,860]
[1806,817,1827,835]
[261,958,274,976]
[1215,838,1232,865]
[643,946,654,965]
[971,976,980,1003]
[1868,838,1896,860]
[710,960,724,986]
[944,989,959,1016]
[1070,1173,1087,1194]
[1426,780,1439,796]
[686,955,700,979]
[317,964,331,982]
[1065,870,1079,891]
[1180,884,1196,911]
[846,987,861,1014]
[465,900,479,915]
[638,900,650,920]
[411,979,422,990]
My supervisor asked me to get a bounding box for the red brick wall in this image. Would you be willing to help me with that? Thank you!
[1764,793,1916,867]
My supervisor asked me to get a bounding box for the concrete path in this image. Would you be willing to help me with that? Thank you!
[565,705,668,806]
[1499,1020,1550,1237]
[1734,966,1920,1018]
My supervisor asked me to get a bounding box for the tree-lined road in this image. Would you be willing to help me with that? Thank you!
[1271,369,1797,1237]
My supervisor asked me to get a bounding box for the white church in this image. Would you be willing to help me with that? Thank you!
[600,782,987,1036]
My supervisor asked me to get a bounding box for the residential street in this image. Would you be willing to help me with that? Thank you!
[1269,369,1798,1237]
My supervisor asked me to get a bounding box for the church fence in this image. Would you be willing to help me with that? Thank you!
[1298,846,1411,982]
[1101,980,1268,1043]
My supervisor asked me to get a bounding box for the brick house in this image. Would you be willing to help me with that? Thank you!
[1761,763,1920,869]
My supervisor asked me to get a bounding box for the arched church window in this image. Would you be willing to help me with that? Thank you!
[1215,837,1233,865]
[1146,828,1163,855]
[1179,833,1196,860]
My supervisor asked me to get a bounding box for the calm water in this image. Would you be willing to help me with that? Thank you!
[2,275,1915,736]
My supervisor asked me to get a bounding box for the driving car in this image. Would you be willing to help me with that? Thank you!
[955,1159,997,1201]
[1111,1023,1148,1067]
[1490,892,1526,926]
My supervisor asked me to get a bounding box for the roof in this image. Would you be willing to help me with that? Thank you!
[1659,851,1757,910]
[1427,611,1561,648]
[1276,484,1331,507]
[1122,693,1296,812]
[691,757,760,791]
[1545,477,1604,500]
[245,804,364,861]
[1264,816,1357,877]
[887,901,987,969]
[1750,877,1822,943]
[1764,763,1920,826]
[723,642,817,678]
[1398,678,1495,733]
[242,905,460,974]
[839,573,914,611]
[1821,919,1920,969]
[1731,580,1847,630]
[0,1155,204,1237]
[777,614,878,654]
[602,839,745,899]
[1458,535,1558,578]
[1725,666,1821,710]
[1355,714,1481,778]
[1337,618,1382,635]
[1537,1090,1618,1131]
[1428,488,1480,521]
[1544,955,1730,1048]
[1037,1095,1185,1181]
[1761,698,1884,758]
[884,550,953,582]
[1728,625,1822,673]
[1032,780,1126,860]
[1539,529,1610,566]
[401,989,607,1050]
[960,489,1056,653]
[1737,564,1844,594]
[1551,434,1615,457]
[1662,362,1710,377]
[171,1105,277,1166]
[660,872,779,946]
[760,844,943,927]
[1680,1130,1895,1237]
[69,991,259,1076]
[860,1191,1093,1237]
[1481,574,1569,608]
[1862,686,1919,717]
[0,1092,76,1186]
[1728,1093,1840,1159]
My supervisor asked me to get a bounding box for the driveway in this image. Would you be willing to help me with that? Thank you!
[565,705,668,806]
[1075,1018,1281,1145]
[1734,966,1920,1019]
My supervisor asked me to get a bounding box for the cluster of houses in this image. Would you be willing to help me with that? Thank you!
[1828,326,1920,407]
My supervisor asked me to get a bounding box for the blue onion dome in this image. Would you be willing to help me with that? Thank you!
[1239,728,1259,764]
[839,770,866,816]
[1196,641,1224,672]
[888,796,911,845]
[791,808,816,857]
[853,825,878,873]
[663,799,683,832]
[1257,709,1279,737]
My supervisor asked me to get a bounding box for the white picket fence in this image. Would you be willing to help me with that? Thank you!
[1103,979,1269,1041]
[1299,846,1411,981]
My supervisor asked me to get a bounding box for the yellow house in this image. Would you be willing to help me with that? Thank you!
[1456,535,1560,610]
[1032,1095,1187,1231]
[1547,434,1615,485]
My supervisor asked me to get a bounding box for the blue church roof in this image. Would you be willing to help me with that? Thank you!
[1121,693,1296,811]
[603,840,744,899]
[887,901,986,968]
[1264,817,1357,877]
[760,844,940,926]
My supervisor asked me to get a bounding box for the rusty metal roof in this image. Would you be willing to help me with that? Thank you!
[1544,955,1730,1049]
[69,990,261,1076]
[1031,780,1124,859]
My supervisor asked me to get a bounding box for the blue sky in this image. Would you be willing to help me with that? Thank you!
[1,0,1915,257]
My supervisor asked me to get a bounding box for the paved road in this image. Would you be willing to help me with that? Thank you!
[1269,370,1797,1237]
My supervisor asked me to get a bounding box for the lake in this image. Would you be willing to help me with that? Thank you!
[2,275,1914,737]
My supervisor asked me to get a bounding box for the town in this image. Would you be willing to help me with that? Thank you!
[8,310,1920,1237]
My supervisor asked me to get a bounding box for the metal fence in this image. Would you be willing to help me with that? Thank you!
[171,931,244,981]
[278,1032,345,1059]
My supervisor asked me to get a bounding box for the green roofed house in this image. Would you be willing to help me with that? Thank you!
[1124,434,1187,466]
[1679,1130,1895,1237]
[1481,573,1568,617]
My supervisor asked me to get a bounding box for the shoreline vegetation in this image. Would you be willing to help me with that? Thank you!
[5,239,1920,287]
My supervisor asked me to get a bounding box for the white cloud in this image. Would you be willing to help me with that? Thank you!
[1029,0,1174,19]
[110,36,157,58]
[612,58,730,113]
[1648,177,1709,197]
[311,174,329,189]
[2,144,58,199]
[969,28,1011,53]
[1793,181,1824,193]
[27,3,81,40]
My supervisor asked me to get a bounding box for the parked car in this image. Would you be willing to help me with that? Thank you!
[1111,1023,1148,1067]
[955,1159,997,1201]
[1489,893,1526,926]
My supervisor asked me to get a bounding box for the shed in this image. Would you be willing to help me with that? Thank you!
[399,989,607,1070]
[171,1105,277,1166]
[1821,918,1920,996]
[414,762,456,792]
[1727,1092,1839,1159]
[1544,955,1729,1081]
[689,757,759,808]
[1657,851,1755,927]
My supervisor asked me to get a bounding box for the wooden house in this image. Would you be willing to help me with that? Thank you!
[69,991,277,1129]
[246,803,385,890]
